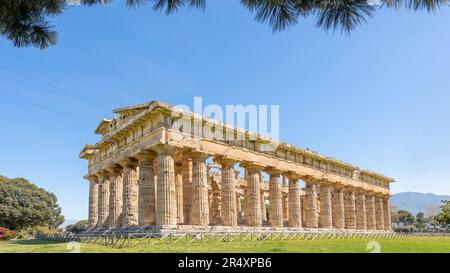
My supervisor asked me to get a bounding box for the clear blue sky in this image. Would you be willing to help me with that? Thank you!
[1,2,449,220]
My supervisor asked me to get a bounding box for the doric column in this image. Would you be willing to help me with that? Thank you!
[242,163,264,227]
[182,158,192,224]
[88,176,99,228]
[332,186,345,229]
[304,180,319,228]
[267,170,283,228]
[261,192,267,223]
[155,146,178,227]
[137,152,157,227]
[344,188,357,229]
[98,173,110,228]
[287,173,302,228]
[121,159,139,227]
[383,196,392,231]
[282,192,289,223]
[217,158,238,227]
[319,182,333,229]
[107,166,123,228]
[375,195,385,230]
[236,192,242,223]
[190,152,210,227]
[175,163,184,224]
[355,190,367,230]
[366,193,377,230]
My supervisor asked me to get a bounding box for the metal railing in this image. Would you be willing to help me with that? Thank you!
[36,231,450,249]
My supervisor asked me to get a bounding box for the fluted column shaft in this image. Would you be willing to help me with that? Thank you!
[138,158,156,226]
[122,164,139,227]
[288,177,302,228]
[332,188,345,229]
[344,189,356,229]
[182,159,192,224]
[383,197,392,231]
[191,153,210,227]
[156,149,178,227]
[236,193,242,223]
[244,165,263,227]
[220,160,238,227]
[355,191,367,230]
[108,168,123,228]
[268,173,283,228]
[375,196,385,230]
[282,193,289,223]
[175,164,184,224]
[304,182,319,228]
[98,175,110,228]
[319,184,333,229]
[88,177,99,228]
[366,194,377,230]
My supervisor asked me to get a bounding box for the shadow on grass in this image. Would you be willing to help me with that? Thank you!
[9,240,66,246]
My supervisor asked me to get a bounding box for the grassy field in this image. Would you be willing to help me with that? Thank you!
[1,237,450,253]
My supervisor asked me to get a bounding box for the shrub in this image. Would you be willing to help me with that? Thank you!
[394,225,416,233]
[0,227,17,240]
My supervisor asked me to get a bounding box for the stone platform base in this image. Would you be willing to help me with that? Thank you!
[85,225,392,236]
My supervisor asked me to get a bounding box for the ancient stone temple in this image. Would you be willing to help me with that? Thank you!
[80,101,394,233]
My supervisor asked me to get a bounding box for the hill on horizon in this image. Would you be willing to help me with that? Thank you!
[391,192,450,215]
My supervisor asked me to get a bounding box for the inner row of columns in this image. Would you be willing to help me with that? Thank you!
[88,147,392,231]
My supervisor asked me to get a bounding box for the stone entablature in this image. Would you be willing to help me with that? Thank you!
[81,101,394,232]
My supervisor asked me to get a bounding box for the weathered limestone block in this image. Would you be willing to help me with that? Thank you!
[355,191,367,230]
[304,181,319,228]
[344,189,357,229]
[122,162,139,227]
[319,183,333,229]
[383,197,392,231]
[108,167,123,228]
[88,176,99,228]
[375,195,385,230]
[268,171,283,228]
[219,159,238,227]
[288,175,302,228]
[243,164,263,227]
[98,175,110,228]
[190,153,210,227]
[156,148,178,227]
[365,194,377,230]
[182,158,192,224]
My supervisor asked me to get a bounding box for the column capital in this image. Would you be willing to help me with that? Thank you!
[153,144,178,155]
[265,168,283,176]
[214,156,238,167]
[188,151,210,161]
[241,162,265,172]
[85,175,99,183]
[105,164,123,175]
[134,150,158,161]
[118,157,139,168]
[317,179,333,187]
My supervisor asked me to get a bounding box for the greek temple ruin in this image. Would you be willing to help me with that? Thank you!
[80,101,394,233]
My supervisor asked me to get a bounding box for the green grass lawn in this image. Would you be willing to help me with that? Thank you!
[1,237,450,253]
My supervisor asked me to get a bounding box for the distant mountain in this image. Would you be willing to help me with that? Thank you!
[60,219,80,228]
[391,192,450,215]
